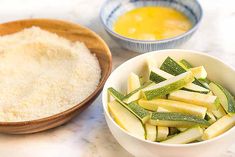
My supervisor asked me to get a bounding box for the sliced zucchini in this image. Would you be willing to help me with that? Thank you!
[169,127,180,135]
[161,126,203,144]
[145,123,157,142]
[205,111,216,124]
[142,71,194,100]
[178,62,189,71]
[209,82,235,113]
[123,91,141,104]
[212,105,227,119]
[127,72,141,93]
[177,127,187,132]
[149,69,171,83]
[149,68,209,93]
[128,102,150,123]
[108,101,145,139]
[156,126,169,142]
[183,83,209,94]
[108,87,125,100]
[138,99,158,111]
[202,114,235,140]
[179,59,193,69]
[157,106,170,112]
[168,90,219,110]
[198,79,210,89]
[123,82,153,104]
[202,78,211,84]
[156,107,169,141]
[147,57,158,71]
[136,102,169,113]
[190,66,207,79]
[139,99,207,118]
[123,73,142,103]
[156,99,201,133]
[207,91,213,95]
[108,87,150,123]
[160,57,208,89]
[195,137,204,142]
[150,112,210,127]
[160,56,186,75]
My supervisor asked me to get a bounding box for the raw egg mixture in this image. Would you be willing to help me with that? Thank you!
[113,6,192,40]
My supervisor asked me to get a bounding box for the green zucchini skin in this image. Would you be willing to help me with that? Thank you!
[108,87,125,100]
[151,112,210,127]
[109,101,146,140]
[149,71,166,84]
[169,127,180,135]
[123,82,153,100]
[128,102,150,121]
[200,78,211,84]
[181,87,208,94]
[149,70,209,94]
[205,114,211,121]
[220,84,235,113]
[179,59,193,69]
[193,79,207,87]
[160,57,208,89]
[143,72,194,100]
[108,87,150,123]
[161,126,203,144]
[160,57,186,75]
[210,82,235,113]
[223,89,235,113]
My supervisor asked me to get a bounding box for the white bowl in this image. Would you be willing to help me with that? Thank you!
[102,49,235,157]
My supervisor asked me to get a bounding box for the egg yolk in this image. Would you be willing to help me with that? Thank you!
[113,6,192,40]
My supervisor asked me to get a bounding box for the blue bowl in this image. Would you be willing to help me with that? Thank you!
[100,0,203,53]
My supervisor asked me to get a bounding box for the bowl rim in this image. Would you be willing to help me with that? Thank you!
[0,18,112,126]
[102,49,235,147]
[100,0,203,43]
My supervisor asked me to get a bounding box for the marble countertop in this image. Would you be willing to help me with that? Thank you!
[0,0,235,157]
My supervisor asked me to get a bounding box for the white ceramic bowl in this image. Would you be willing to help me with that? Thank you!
[102,49,235,157]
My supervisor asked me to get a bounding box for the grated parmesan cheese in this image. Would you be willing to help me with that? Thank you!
[0,27,101,122]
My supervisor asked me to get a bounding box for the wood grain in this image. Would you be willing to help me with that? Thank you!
[0,18,112,134]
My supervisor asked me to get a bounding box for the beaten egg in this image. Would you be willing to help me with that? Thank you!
[113,6,192,40]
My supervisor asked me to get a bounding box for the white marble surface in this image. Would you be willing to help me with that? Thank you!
[0,0,235,157]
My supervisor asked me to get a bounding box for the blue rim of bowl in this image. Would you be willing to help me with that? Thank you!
[100,0,203,44]
[102,49,235,147]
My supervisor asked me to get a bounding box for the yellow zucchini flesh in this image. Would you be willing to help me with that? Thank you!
[190,66,207,79]
[139,99,207,118]
[205,111,217,124]
[161,126,203,144]
[168,90,219,110]
[156,107,169,141]
[145,123,157,142]
[202,114,235,140]
[108,101,145,139]
[146,57,159,75]
[157,127,169,142]
[127,72,141,93]
[142,71,194,100]
[212,105,227,119]
[149,67,209,93]
[209,82,235,113]
[123,82,154,104]
[177,127,187,132]
[108,87,150,123]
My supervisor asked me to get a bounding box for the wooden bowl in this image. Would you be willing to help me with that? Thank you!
[0,19,112,134]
